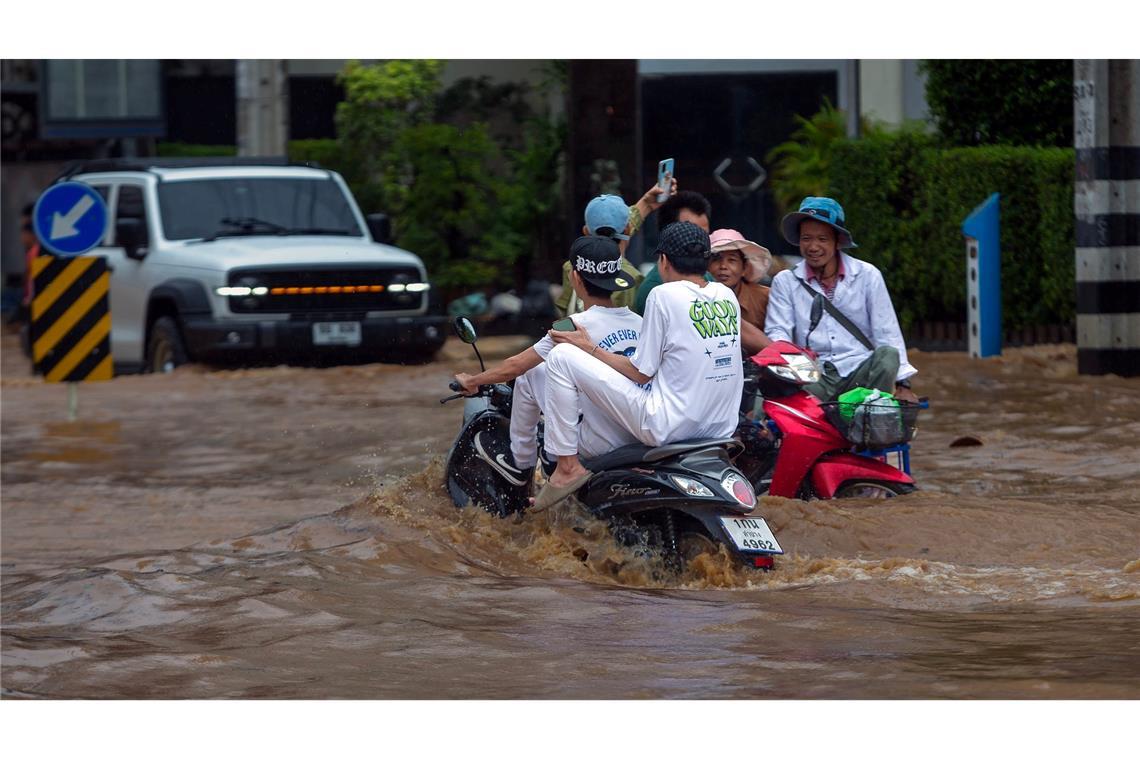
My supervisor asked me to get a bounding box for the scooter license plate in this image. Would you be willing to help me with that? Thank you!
[719,516,784,555]
[312,321,361,346]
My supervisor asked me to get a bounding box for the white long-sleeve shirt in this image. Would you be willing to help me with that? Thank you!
[764,252,917,381]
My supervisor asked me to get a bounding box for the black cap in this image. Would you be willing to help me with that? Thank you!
[657,221,711,259]
[569,236,634,291]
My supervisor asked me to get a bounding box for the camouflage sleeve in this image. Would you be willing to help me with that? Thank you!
[553,260,574,318]
[627,205,644,237]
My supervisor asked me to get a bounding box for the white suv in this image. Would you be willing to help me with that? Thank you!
[55,158,445,373]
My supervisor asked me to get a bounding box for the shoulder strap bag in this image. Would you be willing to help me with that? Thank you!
[798,278,874,351]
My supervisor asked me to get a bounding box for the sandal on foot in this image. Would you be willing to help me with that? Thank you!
[531,471,592,512]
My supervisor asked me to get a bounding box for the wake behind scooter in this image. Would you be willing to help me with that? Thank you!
[440,317,784,570]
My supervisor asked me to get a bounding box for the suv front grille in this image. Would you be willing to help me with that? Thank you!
[226,266,427,314]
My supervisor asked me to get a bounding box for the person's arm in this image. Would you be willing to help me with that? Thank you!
[865,268,916,382]
[455,347,544,395]
[630,176,678,233]
[763,271,796,343]
[741,319,771,354]
[548,325,652,386]
[552,261,574,318]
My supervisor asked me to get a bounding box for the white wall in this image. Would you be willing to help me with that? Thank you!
[860,59,929,127]
[860,59,905,125]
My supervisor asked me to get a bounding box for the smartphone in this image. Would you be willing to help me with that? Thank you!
[657,158,675,203]
[552,317,577,332]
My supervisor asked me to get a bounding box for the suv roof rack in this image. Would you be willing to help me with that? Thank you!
[56,156,323,182]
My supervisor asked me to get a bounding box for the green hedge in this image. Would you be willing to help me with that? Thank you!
[156,140,349,171]
[287,139,352,174]
[830,136,1074,330]
[155,142,237,157]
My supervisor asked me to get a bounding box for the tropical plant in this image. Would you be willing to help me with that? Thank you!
[391,123,524,289]
[335,59,445,215]
[765,99,883,215]
[333,60,568,294]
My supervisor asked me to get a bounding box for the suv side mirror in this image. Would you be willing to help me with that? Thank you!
[366,213,392,245]
[117,218,148,260]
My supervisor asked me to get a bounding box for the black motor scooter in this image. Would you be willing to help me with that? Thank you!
[441,317,784,570]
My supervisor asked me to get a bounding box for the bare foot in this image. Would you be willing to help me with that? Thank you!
[548,465,589,488]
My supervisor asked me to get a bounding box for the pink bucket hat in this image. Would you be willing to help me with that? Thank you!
[709,228,772,284]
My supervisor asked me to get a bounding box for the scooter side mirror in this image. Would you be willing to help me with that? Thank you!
[453,317,478,344]
[809,294,825,332]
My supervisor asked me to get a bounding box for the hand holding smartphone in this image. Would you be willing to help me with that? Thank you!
[656,158,675,203]
[552,317,577,332]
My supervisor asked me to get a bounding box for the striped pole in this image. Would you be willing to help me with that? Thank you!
[1074,60,1140,376]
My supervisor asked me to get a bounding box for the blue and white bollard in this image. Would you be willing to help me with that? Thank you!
[963,193,1002,358]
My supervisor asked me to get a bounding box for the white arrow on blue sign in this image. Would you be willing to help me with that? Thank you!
[33,181,110,257]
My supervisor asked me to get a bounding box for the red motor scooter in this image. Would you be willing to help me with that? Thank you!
[735,300,923,499]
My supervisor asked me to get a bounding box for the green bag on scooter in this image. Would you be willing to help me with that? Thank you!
[836,387,904,447]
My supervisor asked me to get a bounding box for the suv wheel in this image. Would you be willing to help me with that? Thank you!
[147,316,189,373]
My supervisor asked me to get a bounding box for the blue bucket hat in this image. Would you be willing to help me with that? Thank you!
[780,196,858,249]
[584,194,631,241]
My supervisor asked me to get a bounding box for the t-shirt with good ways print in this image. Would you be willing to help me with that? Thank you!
[631,279,743,443]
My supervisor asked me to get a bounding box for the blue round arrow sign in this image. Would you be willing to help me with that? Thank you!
[33,181,110,257]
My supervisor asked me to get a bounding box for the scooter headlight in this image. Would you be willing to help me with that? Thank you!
[770,353,821,384]
[670,475,714,498]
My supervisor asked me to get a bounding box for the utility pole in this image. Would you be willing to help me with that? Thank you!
[1074,60,1139,376]
[236,60,289,157]
[845,60,861,138]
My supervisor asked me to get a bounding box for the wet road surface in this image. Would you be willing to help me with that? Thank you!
[3,334,1138,698]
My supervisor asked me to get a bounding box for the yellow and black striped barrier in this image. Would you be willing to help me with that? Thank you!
[29,254,113,383]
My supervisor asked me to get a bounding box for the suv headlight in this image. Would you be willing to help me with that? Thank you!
[215,286,269,297]
[216,276,267,308]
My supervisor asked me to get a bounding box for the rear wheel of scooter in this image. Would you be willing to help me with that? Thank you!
[834,481,914,499]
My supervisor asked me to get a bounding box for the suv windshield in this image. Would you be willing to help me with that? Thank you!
[157,177,363,241]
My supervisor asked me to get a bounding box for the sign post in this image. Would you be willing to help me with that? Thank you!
[30,182,113,417]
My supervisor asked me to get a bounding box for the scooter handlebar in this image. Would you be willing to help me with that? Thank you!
[441,381,498,403]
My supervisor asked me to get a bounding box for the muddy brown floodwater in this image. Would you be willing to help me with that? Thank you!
[2,332,1138,699]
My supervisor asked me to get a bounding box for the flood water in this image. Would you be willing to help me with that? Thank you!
[2,335,1138,699]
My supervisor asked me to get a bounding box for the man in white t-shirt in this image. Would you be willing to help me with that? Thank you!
[454,236,643,489]
[536,221,744,510]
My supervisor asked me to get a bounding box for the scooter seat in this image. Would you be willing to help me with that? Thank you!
[581,438,741,471]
